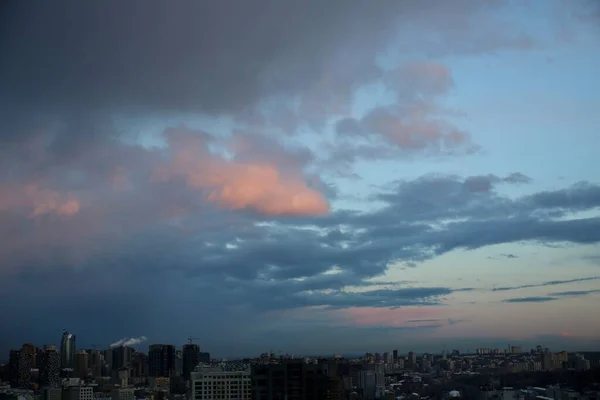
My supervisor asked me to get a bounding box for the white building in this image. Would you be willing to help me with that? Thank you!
[191,364,251,400]
[111,388,135,400]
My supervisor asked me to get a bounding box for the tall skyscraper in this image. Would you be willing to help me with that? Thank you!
[39,348,61,387]
[17,349,33,388]
[60,330,76,369]
[182,344,200,380]
[148,344,176,377]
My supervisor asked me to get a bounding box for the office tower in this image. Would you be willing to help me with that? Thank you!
[75,350,89,378]
[191,364,251,400]
[60,330,76,369]
[392,349,398,362]
[183,344,200,380]
[408,351,416,368]
[39,348,61,387]
[148,344,176,377]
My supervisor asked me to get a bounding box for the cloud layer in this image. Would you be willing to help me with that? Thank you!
[1,0,599,355]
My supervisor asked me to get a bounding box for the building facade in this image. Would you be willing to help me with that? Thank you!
[60,330,76,369]
[191,364,251,400]
[148,344,176,378]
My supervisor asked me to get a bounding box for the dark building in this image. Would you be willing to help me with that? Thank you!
[17,350,33,388]
[148,344,176,377]
[21,344,36,368]
[182,344,199,380]
[132,351,149,378]
[199,352,211,364]
[9,349,20,387]
[251,361,329,400]
[393,349,398,362]
[60,330,76,369]
[112,346,133,370]
[39,348,61,387]
[103,348,113,377]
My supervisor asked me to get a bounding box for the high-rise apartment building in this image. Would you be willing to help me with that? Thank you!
[17,349,33,388]
[75,350,89,378]
[251,361,329,400]
[60,330,76,369]
[148,344,176,377]
[9,349,21,387]
[191,364,251,400]
[21,343,37,368]
[39,348,61,387]
[183,344,200,380]
[112,346,133,370]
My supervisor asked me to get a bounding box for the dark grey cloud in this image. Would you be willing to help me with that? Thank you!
[1,0,535,141]
[492,276,599,292]
[548,289,600,297]
[503,297,558,303]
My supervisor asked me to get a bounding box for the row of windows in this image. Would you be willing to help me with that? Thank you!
[196,374,250,380]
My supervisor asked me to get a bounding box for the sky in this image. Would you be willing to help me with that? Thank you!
[1,0,600,359]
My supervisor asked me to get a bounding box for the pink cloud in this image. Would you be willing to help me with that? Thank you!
[0,184,80,218]
[154,129,329,217]
[388,61,454,99]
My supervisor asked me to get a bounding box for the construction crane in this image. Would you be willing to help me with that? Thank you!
[188,336,201,344]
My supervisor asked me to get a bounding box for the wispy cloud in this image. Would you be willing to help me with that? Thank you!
[548,289,600,297]
[503,297,557,303]
[492,277,599,292]
[488,253,519,260]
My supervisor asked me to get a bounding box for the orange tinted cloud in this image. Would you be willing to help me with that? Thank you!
[154,130,329,216]
[0,184,80,217]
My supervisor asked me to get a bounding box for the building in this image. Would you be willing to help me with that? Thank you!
[112,346,133,370]
[148,345,176,378]
[21,344,36,369]
[87,348,103,378]
[191,364,251,400]
[199,352,211,364]
[111,388,135,400]
[251,361,329,400]
[63,385,93,400]
[183,344,200,380]
[60,330,76,369]
[75,351,88,379]
[17,350,33,388]
[41,387,62,400]
[39,348,61,387]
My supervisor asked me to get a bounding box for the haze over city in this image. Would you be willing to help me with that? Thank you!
[1,0,600,359]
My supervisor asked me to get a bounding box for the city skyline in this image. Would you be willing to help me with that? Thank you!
[1,1,600,358]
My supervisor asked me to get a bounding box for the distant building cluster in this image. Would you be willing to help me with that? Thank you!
[1,332,599,400]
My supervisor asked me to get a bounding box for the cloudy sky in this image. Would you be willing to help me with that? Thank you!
[1,0,599,358]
